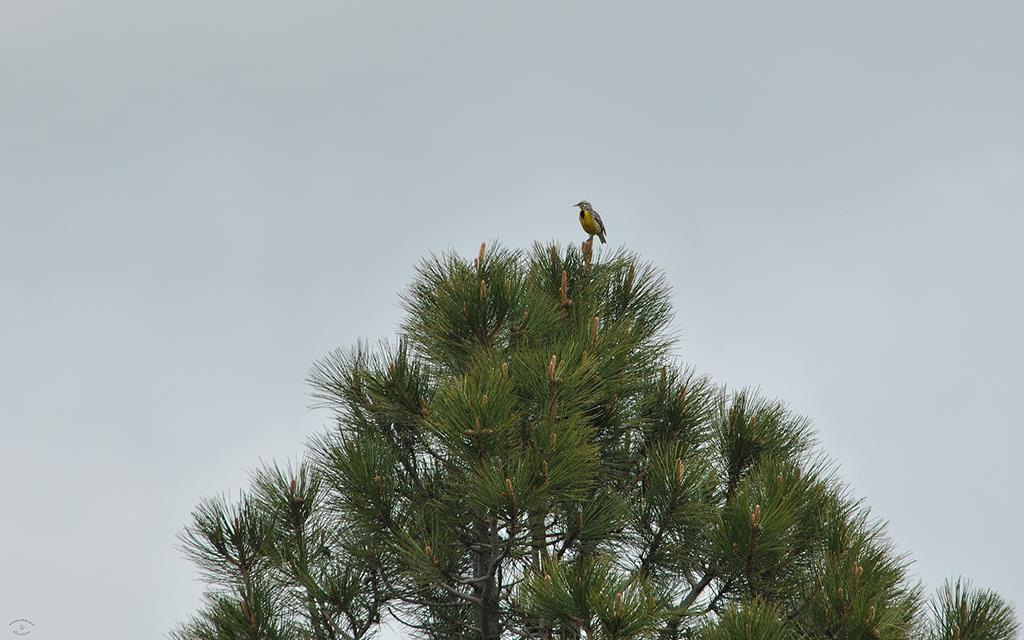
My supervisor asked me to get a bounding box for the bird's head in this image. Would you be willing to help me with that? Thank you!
[573,200,592,211]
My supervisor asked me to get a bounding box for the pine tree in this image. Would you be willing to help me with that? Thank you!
[173,242,1018,640]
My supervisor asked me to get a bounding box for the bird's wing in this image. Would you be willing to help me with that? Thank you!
[593,210,607,234]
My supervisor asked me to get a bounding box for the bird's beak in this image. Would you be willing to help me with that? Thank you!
[572,202,580,207]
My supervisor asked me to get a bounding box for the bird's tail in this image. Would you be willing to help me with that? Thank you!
[599,232,607,244]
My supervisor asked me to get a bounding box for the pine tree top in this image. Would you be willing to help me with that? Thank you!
[174,242,1019,640]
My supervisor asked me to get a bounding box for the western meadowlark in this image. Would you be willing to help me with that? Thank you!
[574,200,607,244]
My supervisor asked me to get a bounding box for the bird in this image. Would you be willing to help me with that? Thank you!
[574,200,607,244]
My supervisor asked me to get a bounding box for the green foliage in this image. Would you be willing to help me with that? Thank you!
[174,241,1017,640]
[170,590,296,640]
[926,580,1019,640]
[174,464,384,640]
[698,600,790,640]
[519,555,662,640]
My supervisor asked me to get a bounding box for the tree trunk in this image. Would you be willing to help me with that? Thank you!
[472,518,502,640]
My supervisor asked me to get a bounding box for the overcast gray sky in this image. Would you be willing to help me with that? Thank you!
[1,1,1021,638]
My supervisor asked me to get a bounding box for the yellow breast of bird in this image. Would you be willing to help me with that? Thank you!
[580,210,601,234]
